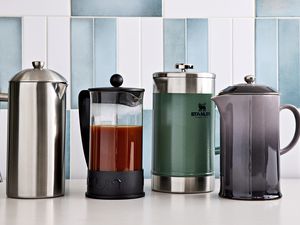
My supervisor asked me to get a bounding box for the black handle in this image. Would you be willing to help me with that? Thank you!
[78,90,90,167]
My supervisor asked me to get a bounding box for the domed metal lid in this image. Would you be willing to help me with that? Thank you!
[218,75,278,95]
[10,61,67,83]
[153,63,216,79]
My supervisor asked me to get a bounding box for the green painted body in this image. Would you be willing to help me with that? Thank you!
[152,93,214,177]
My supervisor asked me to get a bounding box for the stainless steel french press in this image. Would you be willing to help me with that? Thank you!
[0,61,68,198]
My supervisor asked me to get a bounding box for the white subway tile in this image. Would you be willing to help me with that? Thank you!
[47,17,71,110]
[0,0,70,16]
[208,19,232,94]
[70,110,87,179]
[117,18,141,88]
[22,17,47,69]
[164,0,254,18]
[280,108,300,178]
[232,18,255,84]
[0,110,7,180]
[141,18,163,110]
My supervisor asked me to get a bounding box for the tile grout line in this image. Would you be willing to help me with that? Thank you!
[253,18,256,78]
[253,0,256,17]
[161,18,164,73]
[92,18,95,87]
[208,19,211,73]
[231,18,234,84]
[46,16,48,68]
[116,18,119,73]
[68,17,72,110]
[21,17,24,69]
[140,18,143,88]
[162,18,165,71]
[276,18,279,91]
[299,20,300,98]
[230,18,235,84]
[185,18,188,63]
[139,18,142,87]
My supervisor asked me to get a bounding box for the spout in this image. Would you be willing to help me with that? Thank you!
[211,95,229,113]
[53,83,67,99]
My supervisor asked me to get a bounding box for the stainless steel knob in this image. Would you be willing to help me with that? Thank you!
[175,63,193,72]
[32,61,45,69]
[244,75,255,84]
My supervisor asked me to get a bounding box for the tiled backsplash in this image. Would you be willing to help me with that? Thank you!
[0,0,300,179]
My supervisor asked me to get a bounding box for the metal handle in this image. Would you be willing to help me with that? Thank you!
[175,63,193,72]
[78,90,90,166]
[280,104,300,155]
[0,93,8,102]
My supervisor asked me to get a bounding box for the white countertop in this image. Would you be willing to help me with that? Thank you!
[0,179,300,225]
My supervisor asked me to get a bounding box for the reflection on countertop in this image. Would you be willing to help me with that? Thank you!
[0,179,300,225]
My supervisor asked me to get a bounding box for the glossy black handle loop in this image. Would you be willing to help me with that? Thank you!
[215,147,220,155]
[78,90,90,166]
[280,104,300,155]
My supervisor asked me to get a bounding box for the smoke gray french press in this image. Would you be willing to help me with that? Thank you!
[213,75,300,200]
[0,61,68,198]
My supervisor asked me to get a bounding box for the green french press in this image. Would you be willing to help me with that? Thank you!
[152,63,216,193]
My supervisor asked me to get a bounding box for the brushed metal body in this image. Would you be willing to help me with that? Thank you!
[1,61,68,199]
[153,72,215,94]
[152,175,214,193]
[6,82,66,198]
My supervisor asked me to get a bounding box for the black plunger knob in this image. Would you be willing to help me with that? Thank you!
[110,74,123,87]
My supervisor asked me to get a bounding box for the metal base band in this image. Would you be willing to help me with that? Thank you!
[152,175,215,193]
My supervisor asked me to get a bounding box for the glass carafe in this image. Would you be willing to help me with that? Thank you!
[78,74,145,199]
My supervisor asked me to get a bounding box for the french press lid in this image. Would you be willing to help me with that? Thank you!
[88,74,144,93]
[88,74,144,107]
[218,75,278,95]
[153,63,216,79]
[10,61,67,83]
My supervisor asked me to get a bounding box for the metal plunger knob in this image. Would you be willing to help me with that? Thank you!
[175,63,194,72]
[110,74,123,87]
[32,61,45,69]
[244,75,255,84]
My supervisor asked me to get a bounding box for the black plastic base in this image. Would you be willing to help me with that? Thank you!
[86,170,145,199]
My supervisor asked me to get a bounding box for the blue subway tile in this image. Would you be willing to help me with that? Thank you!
[65,110,70,179]
[72,0,162,17]
[278,19,300,107]
[257,0,300,17]
[255,19,278,90]
[143,110,152,178]
[164,19,186,71]
[187,19,208,72]
[0,18,22,109]
[71,18,94,109]
[94,19,117,87]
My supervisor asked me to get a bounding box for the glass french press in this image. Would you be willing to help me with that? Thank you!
[78,74,145,199]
